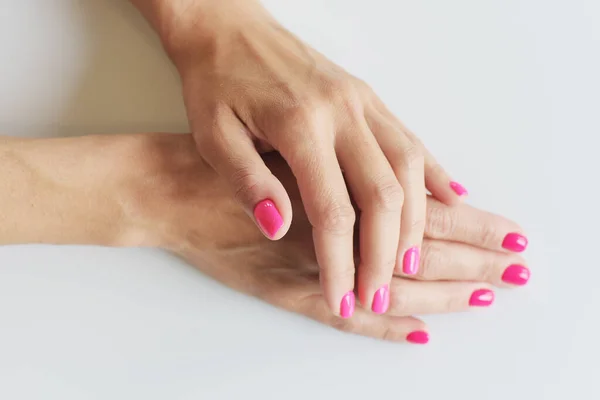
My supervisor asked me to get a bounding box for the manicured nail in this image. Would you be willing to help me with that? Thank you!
[502,264,530,286]
[469,289,495,306]
[406,330,429,344]
[403,247,420,275]
[502,233,528,252]
[372,284,390,314]
[450,181,468,196]
[253,199,283,239]
[340,291,355,319]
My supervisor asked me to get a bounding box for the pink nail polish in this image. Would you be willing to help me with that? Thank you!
[403,247,420,275]
[502,233,528,252]
[340,291,355,319]
[406,330,429,344]
[450,181,468,196]
[502,264,530,286]
[372,284,390,314]
[469,289,495,306]
[253,199,283,239]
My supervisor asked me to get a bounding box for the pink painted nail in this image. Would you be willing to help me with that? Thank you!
[502,233,528,252]
[406,330,429,344]
[403,247,420,275]
[450,181,468,196]
[372,284,390,314]
[340,291,355,319]
[253,199,283,239]
[469,289,495,306]
[502,264,530,286]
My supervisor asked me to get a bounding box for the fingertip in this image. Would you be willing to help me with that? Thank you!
[248,175,294,241]
[406,330,430,345]
[319,265,357,319]
[429,181,467,206]
[449,181,469,197]
[399,246,421,276]
[390,316,429,344]
[253,199,285,240]
[371,284,391,314]
[340,291,356,319]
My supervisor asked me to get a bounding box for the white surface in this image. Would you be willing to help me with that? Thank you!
[0,0,598,399]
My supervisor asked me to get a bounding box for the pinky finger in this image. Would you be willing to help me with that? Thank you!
[369,103,468,205]
[422,150,469,206]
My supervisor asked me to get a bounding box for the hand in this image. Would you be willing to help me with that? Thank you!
[127,133,530,343]
[137,0,469,317]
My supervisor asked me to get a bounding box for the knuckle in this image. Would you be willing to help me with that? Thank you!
[321,75,356,100]
[290,97,327,119]
[320,76,364,114]
[426,205,457,238]
[370,180,404,213]
[380,326,402,342]
[279,99,329,133]
[478,221,499,247]
[315,202,356,235]
[230,167,262,204]
[399,144,424,171]
[418,241,444,279]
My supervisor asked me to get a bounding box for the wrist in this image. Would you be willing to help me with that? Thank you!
[119,133,269,255]
[140,0,272,67]
[115,133,220,250]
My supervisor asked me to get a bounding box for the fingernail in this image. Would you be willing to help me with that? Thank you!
[469,289,495,306]
[372,284,390,314]
[340,291,355,319]
[403,247,420,275]
[450,181,468,196]
[406,330,429,344]
[502,233,528,252]
[502,264,531,286]
[253,199,283,239]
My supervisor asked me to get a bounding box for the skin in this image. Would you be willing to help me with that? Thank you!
[128,0,466,316]
[0,133,528,342]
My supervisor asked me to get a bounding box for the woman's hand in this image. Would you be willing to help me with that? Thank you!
[126,133,530,343]
[0,131,527,343]
[131,0,469,317]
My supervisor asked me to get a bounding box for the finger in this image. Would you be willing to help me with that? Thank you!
[302,294,429,344]
[425,197,529,253]
[368,103,467,205]
[398,239,531,287]
[337,121,402,314]
[366,113,426,277]
[389,278,496,316]
[278,125,356,318]
[195,107,292,240]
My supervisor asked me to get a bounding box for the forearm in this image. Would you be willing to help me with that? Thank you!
[0,135,136,246]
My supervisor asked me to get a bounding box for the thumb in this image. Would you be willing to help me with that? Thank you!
[195,108,292,240]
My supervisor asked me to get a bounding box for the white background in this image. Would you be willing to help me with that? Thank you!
[0,0,598,399]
